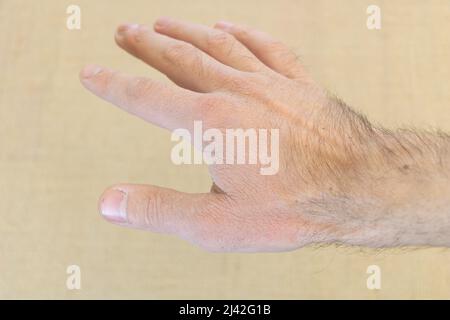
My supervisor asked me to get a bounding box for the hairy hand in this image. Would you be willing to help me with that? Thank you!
[80,18,450,252]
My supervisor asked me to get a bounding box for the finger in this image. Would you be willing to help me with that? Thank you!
[215,22,308,80]
[115,23,238,92]
[80,64,211,131]
[99,184,226,242]
[153,17,264,72]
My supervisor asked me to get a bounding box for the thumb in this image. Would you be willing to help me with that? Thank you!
[99,184,224,237]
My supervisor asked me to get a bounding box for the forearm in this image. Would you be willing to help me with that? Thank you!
[318,128,450,248]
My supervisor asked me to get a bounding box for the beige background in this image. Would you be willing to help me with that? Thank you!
[0,0,449,299]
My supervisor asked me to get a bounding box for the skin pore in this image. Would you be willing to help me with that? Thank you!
[80,17,450,252]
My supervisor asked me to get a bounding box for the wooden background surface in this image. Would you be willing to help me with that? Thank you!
[0,0,449,299]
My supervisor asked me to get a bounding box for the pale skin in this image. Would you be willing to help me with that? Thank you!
[80,17,450,252]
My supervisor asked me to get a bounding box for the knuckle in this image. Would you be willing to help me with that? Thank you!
[163,42,195,62]
[224,74,247,89]
[197,94,222,111]
[233,25,251,40]
[101,70,119,97]
[142,190,165,231]
[206,30,233,48]
[128,25,150,45]
[282,51,300,69]
[192,208,244,253]
[195,94,232,127]
[195,95,220,121]
[266,40,298,64]
[125,77,152,105]
[163,43,205,75]
[225,73,260,94]
[266,39,286,52]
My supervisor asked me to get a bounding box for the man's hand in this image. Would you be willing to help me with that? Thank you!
[80,17,450,252]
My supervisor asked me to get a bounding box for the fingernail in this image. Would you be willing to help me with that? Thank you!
[81,65,102,79]
[215,21,233,30]
[117,23,139,36]
[154,17,171,30]
[100,189,128,223]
